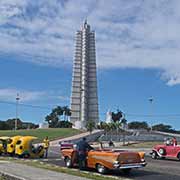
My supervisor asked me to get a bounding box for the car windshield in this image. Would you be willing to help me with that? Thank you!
[16,140,22,145]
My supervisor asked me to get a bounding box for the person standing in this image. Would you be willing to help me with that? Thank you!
[76,137,93,170]
[43,136,50,158]
[172,136,177,146]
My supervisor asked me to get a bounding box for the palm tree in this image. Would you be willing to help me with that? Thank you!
[62,106,71,121]
[86,121,95,134]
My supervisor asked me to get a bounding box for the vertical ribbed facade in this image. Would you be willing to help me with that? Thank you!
[70,21,99,129]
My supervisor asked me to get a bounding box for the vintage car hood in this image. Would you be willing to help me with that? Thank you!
[154,144,166,149]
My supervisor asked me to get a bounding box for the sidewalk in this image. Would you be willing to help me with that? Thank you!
[0,161,88,180]
[50,130,102,146]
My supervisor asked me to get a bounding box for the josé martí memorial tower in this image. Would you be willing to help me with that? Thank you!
[70,20,99,129]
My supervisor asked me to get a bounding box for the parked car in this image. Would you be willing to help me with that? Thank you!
[59,141,74,150]
[7,136,22,156]
[151,143,180,160]
[61,148,147,174]
[0,136,10,155]
[15,136,44,158]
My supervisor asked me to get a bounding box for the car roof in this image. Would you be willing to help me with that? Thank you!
[19,136,38,141]
[0,136,10,140]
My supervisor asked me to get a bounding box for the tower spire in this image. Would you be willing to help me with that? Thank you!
[83,19,88,28]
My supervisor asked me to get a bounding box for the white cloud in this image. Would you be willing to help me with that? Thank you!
[58,96,69,101]
[1,0,180,85]
[0,88,46,102]
[0,88,69,103]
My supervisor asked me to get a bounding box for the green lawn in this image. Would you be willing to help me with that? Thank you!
[0,128,82,142]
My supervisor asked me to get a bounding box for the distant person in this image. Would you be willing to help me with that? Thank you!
[165,138,171,146]
[76,137,93,170]
[43,136,50,158]
[109,140,115,147]
[172,136,177,146]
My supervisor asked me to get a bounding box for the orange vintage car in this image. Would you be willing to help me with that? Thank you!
[61,148,147,174]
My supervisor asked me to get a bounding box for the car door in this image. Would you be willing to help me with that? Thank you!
[173,146,180,157]
[165,145,175,156]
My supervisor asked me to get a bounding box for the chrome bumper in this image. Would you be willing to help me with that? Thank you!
[114,162,147,169]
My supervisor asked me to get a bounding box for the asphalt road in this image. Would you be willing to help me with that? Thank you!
[45,146,180,180]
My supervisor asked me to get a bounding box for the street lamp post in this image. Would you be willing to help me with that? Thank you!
[149,97,153,132]
[15,93,20,131]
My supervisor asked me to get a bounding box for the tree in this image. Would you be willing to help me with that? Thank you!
[128,121,149,130]
[56,121,73,128]
[86,121,95,134]
[45,113,59,128]
[121,118,127,125]
[45,106,71,128]
[152,123,174,132]
[111,110,123,122]
[0,119,38,130]
[62,106,71,121]
[0,121,10,130]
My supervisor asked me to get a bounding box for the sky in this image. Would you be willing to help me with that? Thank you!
[0,0,180,129]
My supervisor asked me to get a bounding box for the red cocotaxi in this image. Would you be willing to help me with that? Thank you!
[61,148,147,174]
[151,144,180,160]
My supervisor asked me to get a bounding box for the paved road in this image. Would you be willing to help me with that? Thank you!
[0,161,89,180]
[45,146,180,180]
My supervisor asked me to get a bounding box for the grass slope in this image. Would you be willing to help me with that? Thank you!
[0,128,82,142]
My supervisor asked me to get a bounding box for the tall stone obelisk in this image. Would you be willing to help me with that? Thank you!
[70,20,99,129]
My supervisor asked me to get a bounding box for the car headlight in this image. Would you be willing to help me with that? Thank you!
[141,158,145,162]
[113,161,120,168]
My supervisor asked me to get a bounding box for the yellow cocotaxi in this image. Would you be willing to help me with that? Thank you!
[7,136,22,155]
[15,136,44,158]
[0,136,10,154]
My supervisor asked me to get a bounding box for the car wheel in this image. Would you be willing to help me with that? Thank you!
[177,153,180,161]
[96,164,107,174]
[158,148,166,155]
[39,154,44,158]
[23,153,30,158]
[151,151,157,159]
[9,153,14,157]
[122,168,132,175]
[65,157,72,168]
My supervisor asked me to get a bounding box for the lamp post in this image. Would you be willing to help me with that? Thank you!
[15,93,20,131]
[149,97,153,132]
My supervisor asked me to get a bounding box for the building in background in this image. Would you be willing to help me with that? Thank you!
[39,122,49,129]
[70,20,99,129]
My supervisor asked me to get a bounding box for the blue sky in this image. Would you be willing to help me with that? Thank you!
[0,0,180,129]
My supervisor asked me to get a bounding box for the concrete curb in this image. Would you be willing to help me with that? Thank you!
[0,171,25,180]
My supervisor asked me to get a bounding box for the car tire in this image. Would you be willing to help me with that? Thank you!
[158,148,166,155]
[65,157,72,168]
[122,168,132,175]
[151,151,157,159]
[96,164,107,174]
[177,153,180,161]
[39,154,44,158]
[23,153,30,158]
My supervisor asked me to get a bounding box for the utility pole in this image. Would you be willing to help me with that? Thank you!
[15,93,20,131]
[149,97,153,132]
[122,113,126,146]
